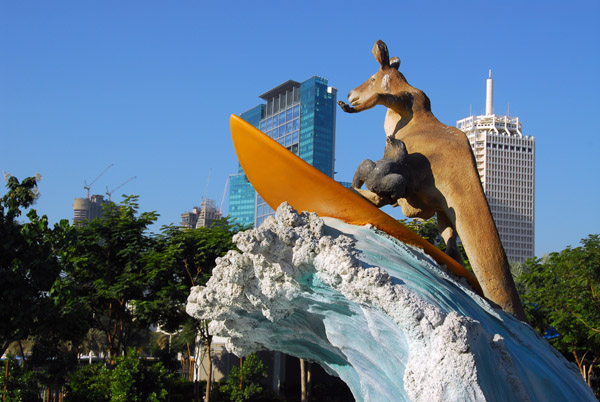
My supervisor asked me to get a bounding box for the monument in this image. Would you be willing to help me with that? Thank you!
[186,41,596,400]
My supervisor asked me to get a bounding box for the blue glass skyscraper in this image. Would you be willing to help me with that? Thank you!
[228,76,337,227]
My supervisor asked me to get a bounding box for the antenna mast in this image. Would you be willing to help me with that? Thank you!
[485,69,493,116]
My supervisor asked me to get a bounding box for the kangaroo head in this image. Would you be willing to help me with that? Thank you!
[347,40,409,106]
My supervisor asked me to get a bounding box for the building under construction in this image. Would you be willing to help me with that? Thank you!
[73,194,109,225]
[180,199,222,229]
[73,165,136,226]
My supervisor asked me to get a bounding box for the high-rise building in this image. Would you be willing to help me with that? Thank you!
[73,194,109,225]
[180,199,223,229]
[457,71,535,263]
[229,76,337,227]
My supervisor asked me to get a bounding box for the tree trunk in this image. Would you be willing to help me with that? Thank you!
[3,358,8,402]
[587,357,597,386]
[199,320,214,402]
[300,359,307,402]
[306,362,313,401]
[205,336,212,402]
[572,350,588,384]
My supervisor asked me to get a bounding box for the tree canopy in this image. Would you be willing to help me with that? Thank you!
[519,234,600,390]
[0,175,67,356]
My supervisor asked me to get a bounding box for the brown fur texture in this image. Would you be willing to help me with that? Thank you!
[339,40,525,320]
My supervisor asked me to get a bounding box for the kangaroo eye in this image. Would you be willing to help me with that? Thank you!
[370,77,376,82]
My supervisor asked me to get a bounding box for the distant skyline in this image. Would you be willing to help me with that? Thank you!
[1,1,599,257]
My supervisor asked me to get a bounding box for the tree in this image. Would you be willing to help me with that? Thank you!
[299,359,312,402]
[64,349,171,402]
[109,349,169,402]
[219,354,267,402]
[0,175,65,357]
[137,220,238,333]
[140,220,239,402]
[400,217,443,246]
[519,234,600,391]
[1,355,46,402]
[54,196,159,360]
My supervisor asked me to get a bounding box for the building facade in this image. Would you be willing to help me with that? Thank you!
[73,194,109,225]
[456,71,535,263]
[229,76,337,227]
[180,207,200,229]
[180,199,222,229]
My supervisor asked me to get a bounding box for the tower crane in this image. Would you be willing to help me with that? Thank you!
[203,168,212,202]
[106,176,136,201]
[220,174,232,214]
[84,164,114,199]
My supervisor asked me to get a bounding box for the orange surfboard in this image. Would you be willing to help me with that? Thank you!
[230,114,482,295]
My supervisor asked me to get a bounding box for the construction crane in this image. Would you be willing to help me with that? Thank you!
[220,174,232,213]
[84,164,114,199]
[203,168,212,202]
[106,176,136,201]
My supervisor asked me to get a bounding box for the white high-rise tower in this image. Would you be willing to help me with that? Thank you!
[457,71,535,263]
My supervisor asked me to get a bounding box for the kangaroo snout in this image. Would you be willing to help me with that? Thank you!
[348,91,360,106]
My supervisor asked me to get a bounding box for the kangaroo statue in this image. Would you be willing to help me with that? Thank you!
[338,40,526,320]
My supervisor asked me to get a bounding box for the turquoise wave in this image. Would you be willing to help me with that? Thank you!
[186,203,595,401]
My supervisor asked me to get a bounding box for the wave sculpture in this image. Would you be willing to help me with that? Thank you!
[186,203,595,401]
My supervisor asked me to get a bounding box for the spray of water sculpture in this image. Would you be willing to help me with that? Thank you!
[186,203,595,401]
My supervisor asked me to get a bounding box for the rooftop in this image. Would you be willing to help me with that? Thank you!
[259,80,300,100]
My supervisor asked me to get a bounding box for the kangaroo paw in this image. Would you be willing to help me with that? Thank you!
[352,188,394,208]
[338,101,357,113]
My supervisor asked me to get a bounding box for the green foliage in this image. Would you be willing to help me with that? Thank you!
[110,349,168,402]
[0,175,68,356]
[219,354,268,402]
[400,217,471,270]
[65,349,171,402]
[138,219,238,334]
[65,363,111,402]
[55,196,159,358]
[400,217,443,246]
[0,356,46,402]
[2,175,243,399]
[518,234,600,391]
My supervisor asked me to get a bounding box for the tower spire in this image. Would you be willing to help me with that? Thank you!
[486,69,493,116]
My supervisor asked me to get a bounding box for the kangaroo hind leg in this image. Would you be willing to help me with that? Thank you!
[437,211,464,266]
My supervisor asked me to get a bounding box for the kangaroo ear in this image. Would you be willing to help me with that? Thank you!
[373,40,390,68]
[390,57,400,69]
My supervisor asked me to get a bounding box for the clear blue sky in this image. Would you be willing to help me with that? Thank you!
[1,1,598,257]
